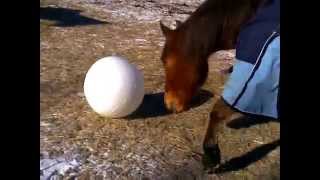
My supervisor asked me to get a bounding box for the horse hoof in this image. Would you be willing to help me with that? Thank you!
[202,144,221,170]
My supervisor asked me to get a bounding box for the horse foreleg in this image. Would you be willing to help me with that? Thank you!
[202,97,234,169]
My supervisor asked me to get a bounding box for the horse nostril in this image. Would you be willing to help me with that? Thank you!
[164,98,176,112]
[164,92,185,113]
[171,104,178,113]
[164,97,171,110]
[171,101,184,113]
[169,102,178,113]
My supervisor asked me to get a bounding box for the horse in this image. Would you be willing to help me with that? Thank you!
[159,0,270,169]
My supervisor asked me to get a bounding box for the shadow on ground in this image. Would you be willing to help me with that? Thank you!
[213,139,280,174]
[227,115,279,129]
[127,89,213,119]
[203,116,280,174]
[40,7,109,27]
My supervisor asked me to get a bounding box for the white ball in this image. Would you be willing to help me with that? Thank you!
[84,56,144,118]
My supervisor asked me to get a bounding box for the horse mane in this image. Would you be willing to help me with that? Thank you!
[175,0,266,64]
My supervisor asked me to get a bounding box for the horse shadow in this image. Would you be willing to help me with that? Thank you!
[40,7,109,27]
[126,89,214,119]
[212,139,280,174]
[227,115,280,129]
[204,116,280,174]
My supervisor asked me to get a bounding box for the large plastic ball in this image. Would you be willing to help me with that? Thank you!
[83,56,144,118]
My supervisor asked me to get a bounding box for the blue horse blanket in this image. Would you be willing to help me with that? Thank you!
[222,0,280,119]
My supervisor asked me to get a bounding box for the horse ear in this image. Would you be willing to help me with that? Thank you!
[160,21,173,38]
[175,20,182,28]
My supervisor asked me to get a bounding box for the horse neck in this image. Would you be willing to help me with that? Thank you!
[179,0,265,63]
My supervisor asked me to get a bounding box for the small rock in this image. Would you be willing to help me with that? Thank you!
[77,92,85,97]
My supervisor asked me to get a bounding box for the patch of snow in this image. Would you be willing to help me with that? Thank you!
[40,156,80,180]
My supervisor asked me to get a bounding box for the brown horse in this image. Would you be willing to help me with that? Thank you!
[160,0,266,169]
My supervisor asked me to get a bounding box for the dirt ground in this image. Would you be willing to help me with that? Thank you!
[40,0,280,179]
